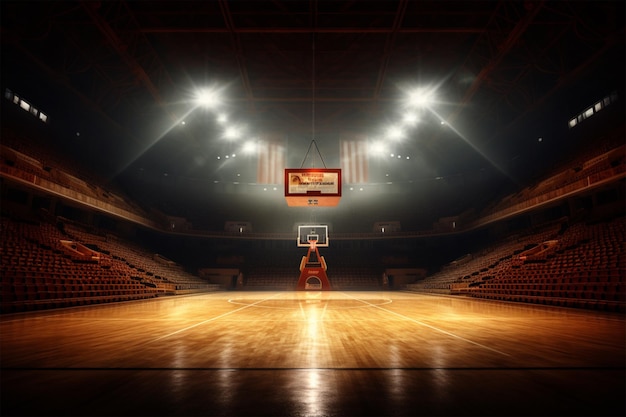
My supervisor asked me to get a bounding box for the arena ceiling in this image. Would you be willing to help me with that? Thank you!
[2,1,624,231]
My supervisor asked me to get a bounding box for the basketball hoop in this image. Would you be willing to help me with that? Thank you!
[296,224,331,290]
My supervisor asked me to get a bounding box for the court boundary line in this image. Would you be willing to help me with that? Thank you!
[2,366,624,371]
[228,297,393,310]
[146,292,283,344]
[341,292,512,357]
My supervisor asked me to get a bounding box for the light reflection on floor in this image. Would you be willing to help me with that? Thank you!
[1,291,624,416]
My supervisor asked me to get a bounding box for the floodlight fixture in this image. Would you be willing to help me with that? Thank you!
[241,140,258,154]
[216,113,228,124]
[407,87,435,108]
[195,88,222,109]
[385,125,404,141]
[368,140,388,157]
[223,125,243,140]
[402,112,419,126]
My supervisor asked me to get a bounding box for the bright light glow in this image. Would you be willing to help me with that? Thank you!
[19,99,30,112]
[216,113,228,124]
[223,125,243,140]
[368,140,388,156]
[195,88,221,108]
[385,126,404,141]
[407,88,434,108]
[402,112,419,126]
[305,370,322,415]
[242,141,257,154]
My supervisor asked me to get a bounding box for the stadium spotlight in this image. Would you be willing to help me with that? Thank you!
[385,125,404,141]
[242,140,258,154]
[216,113,228,124]
[223,125,244,140]
[368,140,388,157]
[195,87,222,109]
[407,87,435,108]
[402,112,419,126]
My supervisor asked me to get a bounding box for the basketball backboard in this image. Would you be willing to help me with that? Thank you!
[297,225,329,247]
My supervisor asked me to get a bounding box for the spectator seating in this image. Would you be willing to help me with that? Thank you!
[405,218,625,312]
[0,214,219,314]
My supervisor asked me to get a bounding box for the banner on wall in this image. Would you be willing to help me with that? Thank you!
[257,135,286,184]
[340,133,369,184]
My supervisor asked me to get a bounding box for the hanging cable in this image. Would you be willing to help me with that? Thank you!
[311,31,316,167]
[299,140,327,168]
[299,30,327,170]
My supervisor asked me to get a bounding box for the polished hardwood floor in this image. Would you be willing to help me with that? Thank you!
[1,291,624,416]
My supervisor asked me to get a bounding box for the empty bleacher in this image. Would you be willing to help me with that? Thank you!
[0,214,220,314]
[60,219,220,294]
[405,217,625,312]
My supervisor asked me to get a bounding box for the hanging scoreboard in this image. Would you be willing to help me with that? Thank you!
[284,168,342,207]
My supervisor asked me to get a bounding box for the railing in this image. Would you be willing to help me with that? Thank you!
[1,164,160,229]
[2,146,624,240]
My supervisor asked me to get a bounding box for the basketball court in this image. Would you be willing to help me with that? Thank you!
[1,291,624,416]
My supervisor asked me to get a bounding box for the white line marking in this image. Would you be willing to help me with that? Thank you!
[320,298,330,319]
[147,292,283,344]
[341,292,512,357]
[298,300,307,319]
